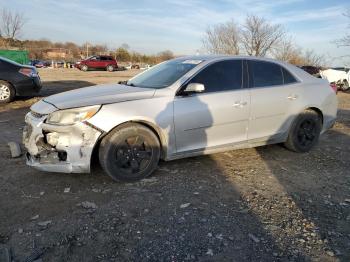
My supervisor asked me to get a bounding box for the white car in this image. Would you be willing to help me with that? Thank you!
[320,68,350,91]
[23,56,338,181]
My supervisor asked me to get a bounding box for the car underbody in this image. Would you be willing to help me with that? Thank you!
[23,111,102,173]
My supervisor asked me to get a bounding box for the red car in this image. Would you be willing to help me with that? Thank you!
[76,55,118,72]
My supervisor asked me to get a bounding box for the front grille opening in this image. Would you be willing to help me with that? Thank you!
[58,151,67,161]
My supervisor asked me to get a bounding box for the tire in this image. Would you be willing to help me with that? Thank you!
[106,65,114,72]
[81,65,88,72]
[0,81,15,103]
[284,110,322,153]
[341,80,349,91]
[99,123,161,182]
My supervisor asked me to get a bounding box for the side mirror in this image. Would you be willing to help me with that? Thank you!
[184,83,205,93]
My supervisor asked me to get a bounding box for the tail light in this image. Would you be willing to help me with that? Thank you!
[330,83,338,93]
[19,68,38,77]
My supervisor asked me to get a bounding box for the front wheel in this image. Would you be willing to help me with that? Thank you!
[284,110,322,153]
[81,65,88,71]
[99,123,160,182]
[0,81,15,103]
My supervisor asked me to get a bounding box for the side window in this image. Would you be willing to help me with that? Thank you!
[100,56,107,61]
[282,67,297,84]
[250,61,283,88]
[189,60,242,93]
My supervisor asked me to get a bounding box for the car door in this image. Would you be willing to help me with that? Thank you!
[99,56,109,68]
[173,59,250,153]
[87,56,100,69]
[247,60,299,141]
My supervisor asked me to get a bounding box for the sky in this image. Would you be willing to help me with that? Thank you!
[1,0,350,65]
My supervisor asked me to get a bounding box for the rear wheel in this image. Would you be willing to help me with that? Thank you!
[99,123,160,182]
[284,110,322,153]
[341,80,349,91]
[0,81,15,103]
[106,65,114,72]
[81,65,88,71]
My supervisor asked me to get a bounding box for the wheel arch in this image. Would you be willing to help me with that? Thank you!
[90,120,168,168]
[305,106,324,124]
[0,79,16,93]
[0,79,16,101]
[284,106,324,141]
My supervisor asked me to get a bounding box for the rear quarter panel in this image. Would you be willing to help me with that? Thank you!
[288,78,337,132]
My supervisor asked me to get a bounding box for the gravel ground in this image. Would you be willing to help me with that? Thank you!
[0,68,349,261]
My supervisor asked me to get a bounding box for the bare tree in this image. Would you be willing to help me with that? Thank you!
[272,37,306,65]
[241,15,285,57]
[273,39,326,66]
[302,49,326,67]
[202,20,240,55]
[0,9,25,40]
[157,50,174,61]
[121,43,130,50]
[335,9,350,47]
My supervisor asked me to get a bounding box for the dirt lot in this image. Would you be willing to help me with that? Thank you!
[0,68,349,261]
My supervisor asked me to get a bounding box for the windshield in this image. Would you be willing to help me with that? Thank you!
[127,59,203,89]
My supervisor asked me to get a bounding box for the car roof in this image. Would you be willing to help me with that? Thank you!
[174,55,288,63]
[173,55,319,83]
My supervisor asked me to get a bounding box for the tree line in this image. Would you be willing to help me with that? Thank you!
[0,37,175,64]
[202,14,329,67]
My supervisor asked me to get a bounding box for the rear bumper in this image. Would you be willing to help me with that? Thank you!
[23,112,102,173]
[15,77,42,96]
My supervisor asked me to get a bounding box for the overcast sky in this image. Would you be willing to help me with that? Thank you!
[2,0,350,65]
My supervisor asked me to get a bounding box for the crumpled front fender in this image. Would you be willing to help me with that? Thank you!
[23,112,102,173]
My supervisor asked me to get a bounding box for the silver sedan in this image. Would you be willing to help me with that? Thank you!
[23,56,338,181]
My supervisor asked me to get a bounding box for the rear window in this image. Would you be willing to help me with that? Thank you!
[282,67,297,84]
[250,60,283,88]
[100,56,112,61]
[0,56,22,67]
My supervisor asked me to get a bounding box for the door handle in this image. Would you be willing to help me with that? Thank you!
[287,94,298,100]
[233,101,247,108]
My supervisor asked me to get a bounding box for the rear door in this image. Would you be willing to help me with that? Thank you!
[174,59,250,153]
[247,60,299,141]
[99,56,110,68]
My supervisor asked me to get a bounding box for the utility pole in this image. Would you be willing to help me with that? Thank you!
[86,42,89,58]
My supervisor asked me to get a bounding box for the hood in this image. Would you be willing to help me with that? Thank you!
[43,83,156,109]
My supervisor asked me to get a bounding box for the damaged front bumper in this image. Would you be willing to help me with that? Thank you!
[23,111,102,173]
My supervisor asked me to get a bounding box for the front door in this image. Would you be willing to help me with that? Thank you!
[174,59,250,153]
[88,56,101,68]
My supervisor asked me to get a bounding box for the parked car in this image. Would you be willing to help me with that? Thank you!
[300,65,321,76]
[331,67,349,73]
[320,68,350,91]
[23,56,337,182]
[30,60,45,68]
[0,57,42,103]
[75,55,117,72]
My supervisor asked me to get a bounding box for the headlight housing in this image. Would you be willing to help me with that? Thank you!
[46,105,101,125]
